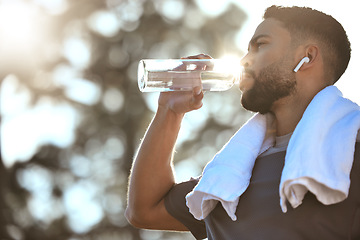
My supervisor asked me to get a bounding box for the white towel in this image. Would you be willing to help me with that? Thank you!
[186,85,360,221]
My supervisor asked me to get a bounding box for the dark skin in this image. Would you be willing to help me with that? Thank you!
[241,18,328,135]
[125,18,329,231]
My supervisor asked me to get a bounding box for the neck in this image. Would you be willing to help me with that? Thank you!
[271,88,320,136]
[270,69,330,136]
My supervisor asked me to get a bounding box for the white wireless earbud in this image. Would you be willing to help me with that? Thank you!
[293,57,310,72]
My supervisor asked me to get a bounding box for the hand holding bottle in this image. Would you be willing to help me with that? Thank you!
[157,54,209,115]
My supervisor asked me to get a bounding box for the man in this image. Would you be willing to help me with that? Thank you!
[126,5,360,239]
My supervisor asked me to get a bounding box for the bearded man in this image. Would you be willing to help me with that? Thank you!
[126,5,360,240]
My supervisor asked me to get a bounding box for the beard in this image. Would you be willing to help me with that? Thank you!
[241,57,297,114]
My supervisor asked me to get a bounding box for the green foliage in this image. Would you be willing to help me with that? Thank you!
[0,0,249,239]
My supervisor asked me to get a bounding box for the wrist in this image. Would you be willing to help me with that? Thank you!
[156,105,185,122]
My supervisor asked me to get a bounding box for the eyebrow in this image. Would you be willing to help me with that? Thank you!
[248,34,271,51]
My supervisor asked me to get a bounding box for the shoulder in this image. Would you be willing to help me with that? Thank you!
[165,177,199,209]
[164,177,207,240]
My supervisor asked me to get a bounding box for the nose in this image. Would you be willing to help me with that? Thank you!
[240,53,251,68]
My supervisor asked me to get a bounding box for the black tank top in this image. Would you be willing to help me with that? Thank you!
[165,143,360,239]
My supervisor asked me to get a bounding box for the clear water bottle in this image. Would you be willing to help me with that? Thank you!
[138,59,241,92]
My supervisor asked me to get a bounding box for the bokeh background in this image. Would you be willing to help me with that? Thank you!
[0,0,359,239]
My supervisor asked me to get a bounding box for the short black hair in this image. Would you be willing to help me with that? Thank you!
[263,5,351,84]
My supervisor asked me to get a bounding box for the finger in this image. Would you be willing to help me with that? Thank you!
[176,59,207,71]
[185,53,212,59]
[180,55,213,71]
[190,94,203,110]
[177,54,210,70]
[190,86,203,109]
[193,86,202,96]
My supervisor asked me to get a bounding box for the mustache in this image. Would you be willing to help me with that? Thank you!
[243,68,256,78]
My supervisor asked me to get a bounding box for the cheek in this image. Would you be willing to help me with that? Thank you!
[253,50,281,76]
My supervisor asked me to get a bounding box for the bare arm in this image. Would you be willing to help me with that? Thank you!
[125,85,204,231]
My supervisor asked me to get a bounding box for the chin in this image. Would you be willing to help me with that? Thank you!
[241,93,272,114]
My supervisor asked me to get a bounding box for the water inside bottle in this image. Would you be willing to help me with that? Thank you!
[141,70,235,92]
[200,71,235,91]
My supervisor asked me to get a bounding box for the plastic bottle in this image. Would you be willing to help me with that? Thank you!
[138,59,240,92]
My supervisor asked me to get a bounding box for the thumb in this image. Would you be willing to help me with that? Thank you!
[190,86,204,110]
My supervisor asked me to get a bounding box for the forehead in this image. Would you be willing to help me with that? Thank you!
[250,18,291,44]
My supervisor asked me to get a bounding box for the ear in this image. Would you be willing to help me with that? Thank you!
[302,45,320,70]
[294,57,310,72]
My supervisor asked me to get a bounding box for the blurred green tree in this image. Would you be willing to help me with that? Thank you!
[0,0,249,239]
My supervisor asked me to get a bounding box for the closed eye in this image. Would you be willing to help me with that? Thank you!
[255,41,267,49]
[248,34,271,52]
